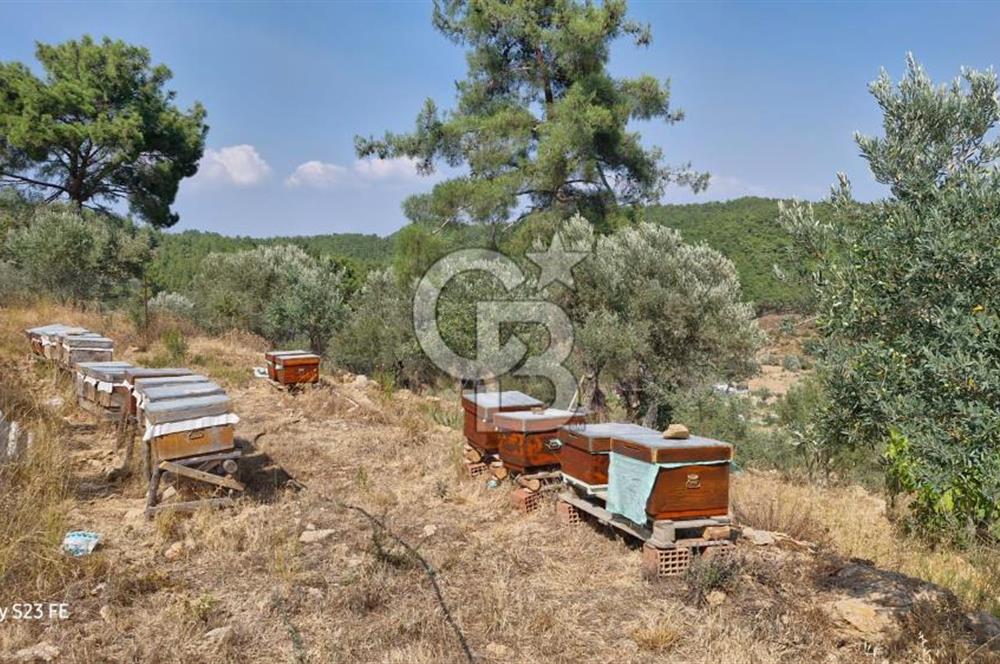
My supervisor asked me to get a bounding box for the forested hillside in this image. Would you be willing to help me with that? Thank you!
[152,197,811,311]
[151,229,395,293]
[647,197,824,312]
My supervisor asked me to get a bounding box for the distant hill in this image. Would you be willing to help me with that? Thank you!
[645,197,819,312]
[153,197,815,311]
[151,230,395,293]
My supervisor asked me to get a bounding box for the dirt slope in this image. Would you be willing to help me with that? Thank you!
[0,306,996,663]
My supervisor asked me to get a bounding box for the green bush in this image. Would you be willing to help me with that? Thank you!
[190,245,345,354]
[161,328,188,365]
[332,269,435,388]
[781,56,1000,540]
[1,204,155,305]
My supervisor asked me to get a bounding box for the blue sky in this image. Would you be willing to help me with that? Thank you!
[2,1,999,237]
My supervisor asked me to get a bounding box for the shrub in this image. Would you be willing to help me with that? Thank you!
[161,328,188,365]
[332,269,435,388]
[782,354,802,372]
[781,56,1000,540]
[2,204,155,305]
[191,245,345,354]
[149,291,195,318]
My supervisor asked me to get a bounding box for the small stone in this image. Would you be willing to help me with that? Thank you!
[202,626,235,648]
[662,423,690,439]
[826,598,894,636]
[163,541,185,561]
[353,375,369,388]
[305,523,316,531]
[14,642,60,662]
[742,527,775,546]
[422,524,438,538]
[298,529,336,544]
[99,605,112,622]
[161,486,178,501]
[706,590,727,606]
[703,526,732,541]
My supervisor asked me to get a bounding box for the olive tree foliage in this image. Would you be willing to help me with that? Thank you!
[332,269,435,386]
[191,245,345,354]
[1,203,156,304]
[557,216,763,425]
[0,36,207,227]
[356,0,706,235]
[779,56,1000,540]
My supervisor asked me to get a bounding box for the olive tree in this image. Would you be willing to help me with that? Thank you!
[560,216,763,425]
[192,245,344,353]
[780,56,1000,540]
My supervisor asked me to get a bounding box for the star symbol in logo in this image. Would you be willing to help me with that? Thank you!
[526,232,590,290]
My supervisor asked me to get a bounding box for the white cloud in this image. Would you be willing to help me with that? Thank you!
[285,157,423,189]
[352,157,421,180]
[194,145,271,187]
[705,174,768,198]
[285,160,348,188]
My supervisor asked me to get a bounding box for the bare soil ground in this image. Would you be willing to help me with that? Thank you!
[1,305,997,663]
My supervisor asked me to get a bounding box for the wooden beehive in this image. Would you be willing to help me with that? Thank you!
[558,422,659,491]
[142,393,238,464]
[75,361,134,415]
[609,432,733,521]
[265,350,321,385]
[25,324,76,357]
[61,333,114,368]
[122,368,197,416]
[38,326,90,360]
[460,390,544,454]
[134,380,222,421]
[493,408,588,473]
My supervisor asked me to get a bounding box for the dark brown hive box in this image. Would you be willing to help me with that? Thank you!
[558,422,658,489]
[610,432,733,521]
[460,390,543,453]
[493,408,588,473]
[266,351,321,385]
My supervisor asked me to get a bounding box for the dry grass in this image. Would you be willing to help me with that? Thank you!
[1,303,998,663]
[733,472,1000,618]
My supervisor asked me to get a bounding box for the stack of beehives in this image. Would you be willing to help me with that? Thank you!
[75,361,134,420]
[131,372,243,513]
[25,324,89,360]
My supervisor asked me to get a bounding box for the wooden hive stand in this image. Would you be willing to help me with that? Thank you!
[556,490,734,578]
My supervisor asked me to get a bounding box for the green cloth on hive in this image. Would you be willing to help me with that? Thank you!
[606,452,660,525]
[606,453,732,525]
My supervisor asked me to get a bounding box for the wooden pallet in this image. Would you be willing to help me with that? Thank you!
[556,490,733,577]
[145,449,244,518]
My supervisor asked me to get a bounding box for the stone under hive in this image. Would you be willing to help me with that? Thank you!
[75,361,134,419]
[606,431,733,523]
[557,422,659,495]
[461,390,544,455]
[265,350,321,385]
[61,333,114,368]
[492,408,588,473]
